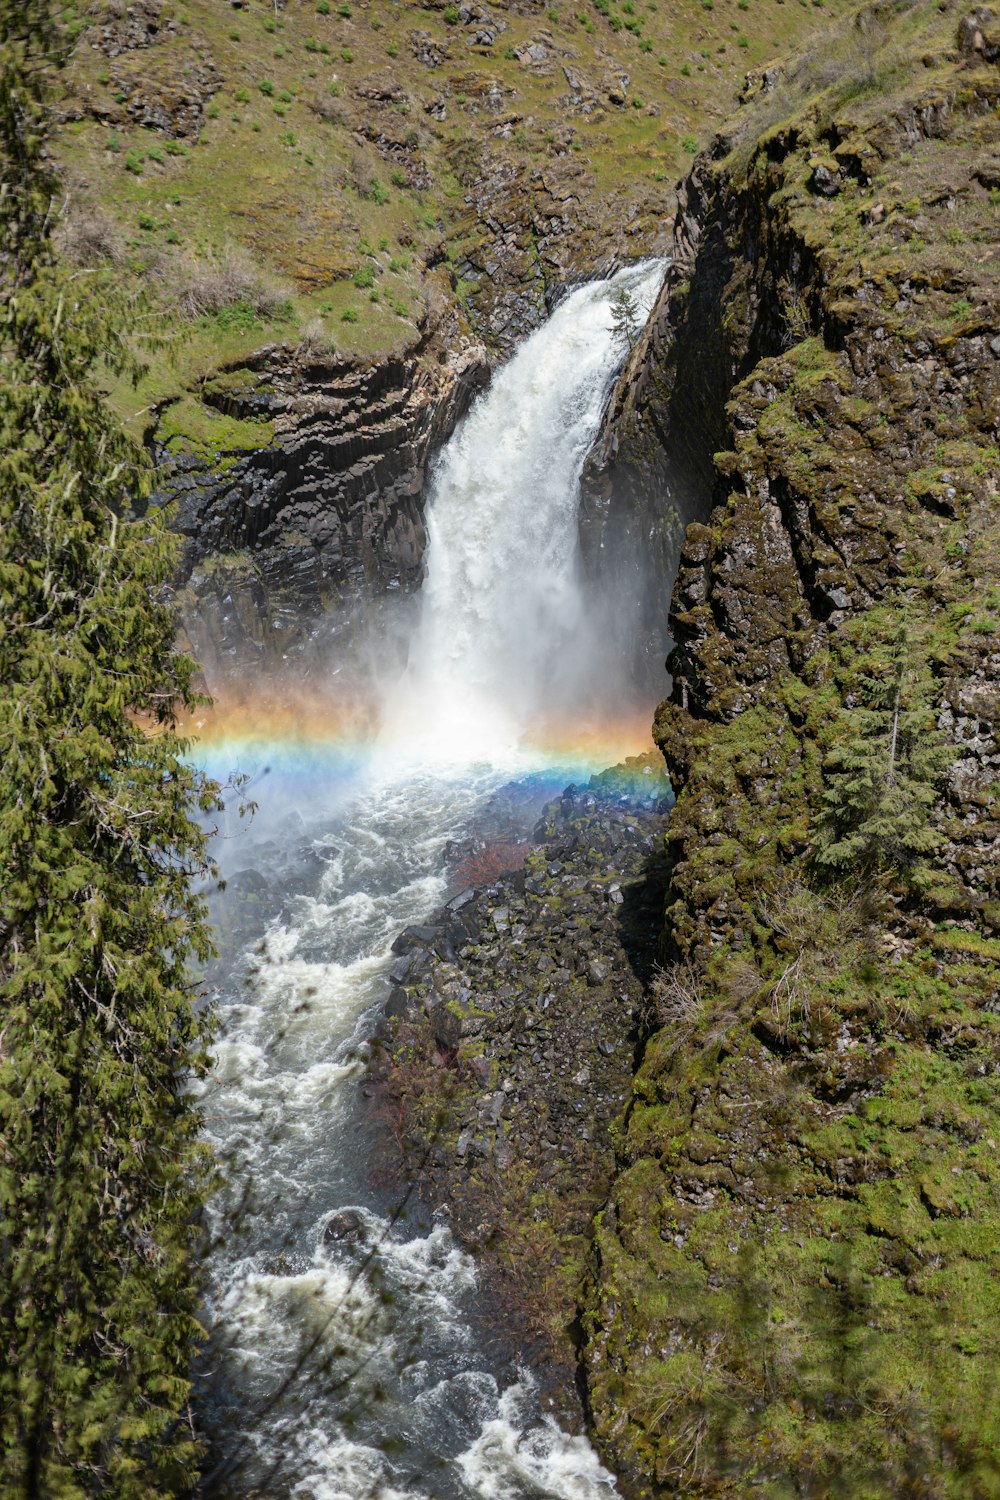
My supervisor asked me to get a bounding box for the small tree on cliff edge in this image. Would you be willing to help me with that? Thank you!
[609,281,641,351]
[812,619,953,891]
[0,2,226,1492]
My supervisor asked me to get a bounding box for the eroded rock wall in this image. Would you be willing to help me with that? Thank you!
[154,317,488,675]
[582,8,1000,1494]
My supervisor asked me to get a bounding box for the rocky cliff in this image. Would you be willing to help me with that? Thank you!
[370,756,672,1411]
[581,3,1000,1493]
[154,311,488,674]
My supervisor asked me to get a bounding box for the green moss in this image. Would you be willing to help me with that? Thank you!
[157,394,275,468]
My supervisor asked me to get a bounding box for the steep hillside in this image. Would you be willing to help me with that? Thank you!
[583,1,1000,1493]
[52,0,858,439]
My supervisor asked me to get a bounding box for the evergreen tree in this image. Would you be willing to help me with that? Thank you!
[813,622,953,885]
[1,2,225,1492]
[609,281,641,350]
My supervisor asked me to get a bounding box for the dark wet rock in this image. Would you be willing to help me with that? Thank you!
[155,316,489,674]
[370,756,671,1410]
[392,925,441,953]
[226,868,268,895]
[323,1208,367,1244]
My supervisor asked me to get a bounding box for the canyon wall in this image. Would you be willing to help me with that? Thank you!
[582,6,1000,1493]
[153,311,488,676]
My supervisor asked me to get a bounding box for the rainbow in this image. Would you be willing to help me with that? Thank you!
[177,677,657,793]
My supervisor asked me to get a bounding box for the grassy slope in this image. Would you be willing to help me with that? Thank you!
[53,0,856,441]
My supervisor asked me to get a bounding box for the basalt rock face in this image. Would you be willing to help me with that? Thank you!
[581,8,1000,1496]
[154,319,488,677]
[448,146,670,358]
[370,758,671,1409]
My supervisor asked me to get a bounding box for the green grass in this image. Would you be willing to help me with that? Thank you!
[56,0,860,445]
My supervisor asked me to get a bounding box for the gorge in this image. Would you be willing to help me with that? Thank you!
[152,6,1000,1490]
[191,262,674,1500]
[3,0,999,1494]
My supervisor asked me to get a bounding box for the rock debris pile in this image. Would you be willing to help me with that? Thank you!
[373,765,671,1260]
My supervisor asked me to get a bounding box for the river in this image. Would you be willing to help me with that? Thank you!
[191,260,668,1500]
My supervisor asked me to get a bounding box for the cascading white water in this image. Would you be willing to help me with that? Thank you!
[385,260,667,763]
[197,262,669,1500]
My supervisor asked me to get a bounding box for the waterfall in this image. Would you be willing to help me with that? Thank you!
[384,260,667,762]
[196,263,669,1500]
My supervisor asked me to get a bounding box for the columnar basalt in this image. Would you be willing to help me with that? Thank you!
[154,316,489,673]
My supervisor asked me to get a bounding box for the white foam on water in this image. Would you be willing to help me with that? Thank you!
[457,1381,620,1500]
[381,261,667,766]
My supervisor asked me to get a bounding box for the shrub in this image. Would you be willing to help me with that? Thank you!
[124,148,144,174]
[338,1,352,13]
[370,178,389,203]
[161,244,292,320]
[137,212,155,230]
[680,60,691,74]
[341,307,359,322]
[278,87,293,102]
[258,79,274,95]
[234,86,250,102]
[316,0,330,11]
[451,838,529,890]
[390,167,407,187]
[213,299,259,332]
[353,263,375,288]
[340,45,353,60]
[310,92,344,123]
[55,202,125,265]
[443,3,459,18]
[682,133,697,150]
[297,316,336,357]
